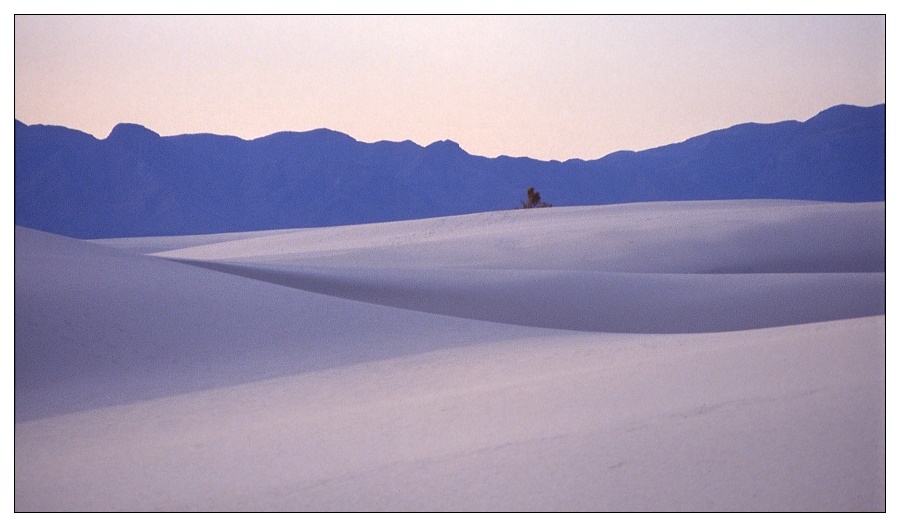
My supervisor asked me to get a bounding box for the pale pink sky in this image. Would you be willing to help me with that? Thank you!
[14,15,885,161]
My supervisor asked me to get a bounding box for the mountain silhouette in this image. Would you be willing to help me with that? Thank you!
[14,103,885,239]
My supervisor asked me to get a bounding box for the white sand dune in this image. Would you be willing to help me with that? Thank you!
[158,262,883,334]
[153,200,884,333]
[15,227,546,421]
[15,200,885,511]
[151,200,885,273]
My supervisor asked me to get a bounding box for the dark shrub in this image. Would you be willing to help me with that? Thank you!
[521,187,551,209]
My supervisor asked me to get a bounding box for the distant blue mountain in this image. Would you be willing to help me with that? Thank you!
[15,103,885,239]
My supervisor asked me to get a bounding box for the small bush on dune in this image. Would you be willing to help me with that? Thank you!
[520,187,552,209]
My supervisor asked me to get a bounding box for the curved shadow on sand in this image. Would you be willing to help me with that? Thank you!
[169,259,885,334]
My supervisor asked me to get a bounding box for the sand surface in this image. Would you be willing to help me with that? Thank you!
[15,200,885,511]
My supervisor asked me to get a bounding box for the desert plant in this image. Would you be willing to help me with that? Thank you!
[520,187,552,209]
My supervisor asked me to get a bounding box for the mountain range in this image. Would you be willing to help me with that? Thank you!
[14,103,885,239]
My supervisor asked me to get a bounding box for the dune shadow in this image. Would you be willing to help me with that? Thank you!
[168,259,886,334]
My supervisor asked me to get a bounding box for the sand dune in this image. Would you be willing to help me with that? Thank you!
[155,200,884,333]
[15,227,551,421]
[15,200,885,511]
[151,200,885,273]
[166,261,883,333]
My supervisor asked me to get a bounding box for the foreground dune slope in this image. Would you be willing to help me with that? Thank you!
[15,200,885,511]
[15,227,550,420]
[15,317,885,511]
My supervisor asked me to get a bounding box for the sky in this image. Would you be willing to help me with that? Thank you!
[13,15,886,161]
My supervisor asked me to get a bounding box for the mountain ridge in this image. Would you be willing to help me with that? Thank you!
[14,103,885,238]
